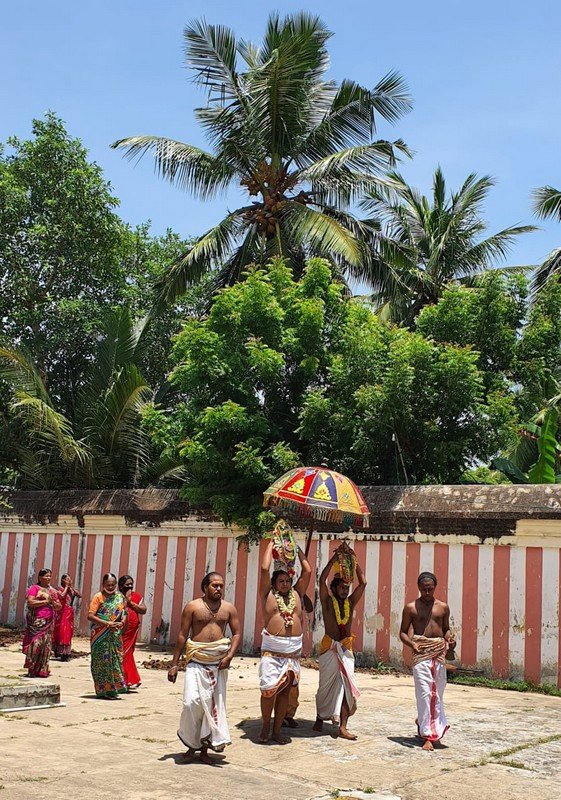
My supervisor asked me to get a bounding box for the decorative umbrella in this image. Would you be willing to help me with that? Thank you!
[263,465,370,612]
[263,465,370,531]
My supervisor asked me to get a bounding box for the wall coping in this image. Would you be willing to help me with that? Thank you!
[2,485,561,540]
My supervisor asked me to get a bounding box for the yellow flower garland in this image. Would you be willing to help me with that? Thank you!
[331,595,350,626]
[274,588,297,627]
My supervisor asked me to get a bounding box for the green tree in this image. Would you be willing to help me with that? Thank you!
[299,302,515,484]
[145,257,516,536]
[514,275,561,417]
[0,309,184,489]
[362,168,533,326]
[144,257,345,537]
[0,114,126,412]
[415,271,528,392]
[113,12,411,309]
[0,114,197,412]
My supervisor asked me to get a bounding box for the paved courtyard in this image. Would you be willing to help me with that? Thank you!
[1,637,560,800]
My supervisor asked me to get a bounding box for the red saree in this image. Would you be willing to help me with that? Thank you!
[54,588,76,658]
[122,591,143,687]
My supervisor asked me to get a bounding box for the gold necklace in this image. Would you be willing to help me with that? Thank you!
[203,598,221,618]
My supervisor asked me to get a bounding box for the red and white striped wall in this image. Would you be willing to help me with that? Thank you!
[1,524,560,686]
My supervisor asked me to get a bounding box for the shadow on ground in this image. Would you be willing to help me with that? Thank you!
[159,751,228,767]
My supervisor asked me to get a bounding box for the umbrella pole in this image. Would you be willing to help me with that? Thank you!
[304,520,315,557]
[303,520,315,613]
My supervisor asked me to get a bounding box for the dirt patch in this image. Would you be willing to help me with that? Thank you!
[142,658,186,671]
[0,626,23,647]
[0,627,87,658]
[141,654,397,676]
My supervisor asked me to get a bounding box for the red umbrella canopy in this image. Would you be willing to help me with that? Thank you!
[263,466,370,529]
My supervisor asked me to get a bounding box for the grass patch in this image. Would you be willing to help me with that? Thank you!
[29,720,51,727]
[496,759,536,771]
[489,733,561,759]
[19,776,48,782]
[448,674,561,697]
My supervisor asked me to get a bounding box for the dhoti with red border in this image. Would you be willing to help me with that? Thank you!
[412,635,449,742]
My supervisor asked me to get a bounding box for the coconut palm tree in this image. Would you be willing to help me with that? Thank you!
[361,168,534,326]
[0,309,184,489]
[112,13,412,311]
[531,185,561,293]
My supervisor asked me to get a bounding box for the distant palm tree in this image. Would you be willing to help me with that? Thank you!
[0,310,184,489]
[112,13,412,310]
[531,185,561,294]
[361,168,534,326]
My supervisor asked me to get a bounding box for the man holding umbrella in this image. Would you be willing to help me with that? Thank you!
[258,539,311,744]
[313,542,367,740]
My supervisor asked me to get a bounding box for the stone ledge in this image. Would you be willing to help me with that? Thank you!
[0,681,62,712]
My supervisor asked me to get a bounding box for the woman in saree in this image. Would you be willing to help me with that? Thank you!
[22,568,61,678]
[54,574,82,661]
[118,575,146,689]
[87,573,128,699]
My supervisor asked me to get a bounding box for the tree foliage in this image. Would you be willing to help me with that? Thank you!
[143,258,519,536]
[0,114,196,414]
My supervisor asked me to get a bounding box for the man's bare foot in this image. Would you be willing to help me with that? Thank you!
[312,718,323,732]
[272,732,290,744]
[421,739,434,751]
[339,727,358,741]
[199,749,213,765]
[182,748,197,762]
[258,724,270,743]
[284,717,298,728]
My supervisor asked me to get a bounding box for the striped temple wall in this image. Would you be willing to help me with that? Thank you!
[1,513,560,686]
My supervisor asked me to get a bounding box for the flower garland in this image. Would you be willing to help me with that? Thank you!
[274,588,297,628]
[331,594,350,633]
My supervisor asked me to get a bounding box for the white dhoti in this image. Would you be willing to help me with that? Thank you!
[412,635,449,742]
[177,638,231,752]
[259,630,302,697]
[315,635,360,724]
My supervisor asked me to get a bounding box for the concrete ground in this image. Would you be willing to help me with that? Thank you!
[1,638,560,800]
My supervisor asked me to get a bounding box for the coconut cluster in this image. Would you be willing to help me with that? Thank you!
[240,161,311,237]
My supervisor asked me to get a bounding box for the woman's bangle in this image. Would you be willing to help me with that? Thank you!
[168,665,179,672]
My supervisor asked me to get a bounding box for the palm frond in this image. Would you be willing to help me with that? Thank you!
[533,186,561,221]
[110,136,233,199]
[0,345,90,468]
[282,201,365,266]
[530,247,561,295]
[183,20,241,100]
[370,71,413,124]
[151,211,248,312]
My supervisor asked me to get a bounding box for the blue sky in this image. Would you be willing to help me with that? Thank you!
[2,1,560,269]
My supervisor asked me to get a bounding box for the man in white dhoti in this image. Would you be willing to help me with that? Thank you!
[258,539,311,744]
[168,572,240,764]
[400,571,455,751]
[313,543,366,740]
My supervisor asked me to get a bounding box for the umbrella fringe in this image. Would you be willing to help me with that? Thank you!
[263,494,369,529]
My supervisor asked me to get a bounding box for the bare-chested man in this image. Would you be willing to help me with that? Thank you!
[168,572,241,764]
[258,539,311,744]
[399,571,455,751]
[313,542,366,740]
